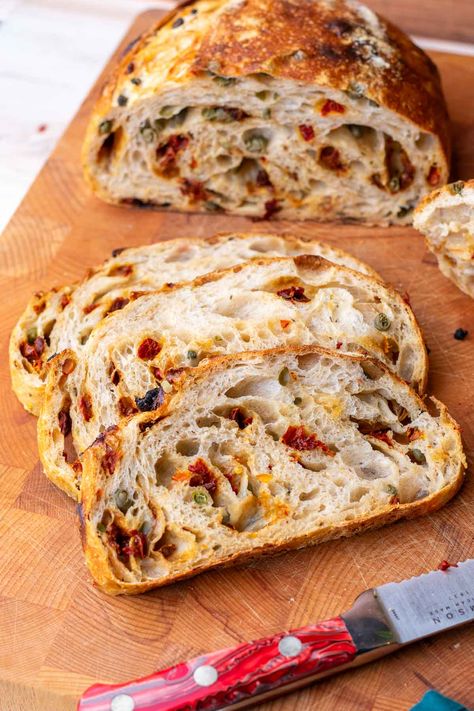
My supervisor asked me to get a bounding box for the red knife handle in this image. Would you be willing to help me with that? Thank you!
[77,616,356,711]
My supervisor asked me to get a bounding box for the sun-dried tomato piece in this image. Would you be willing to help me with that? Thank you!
[20,336,45,364]
[157,134,189,172]
[438,560,458,571]
[79,393,93,421]
[427,165,441,186]
[108,263,133,277]
[109,525,147,559]
[299,124,315,141]
[263,199,281,220]
[107,297,130,314]
[276,285,310,303]
[228,407,253,430]
[180,178,209,202]
[407,427,423,442]
[58,409,72,436]
[370,430,393,447]
[102,444,120,475]
[188,459,217,493]
[83,302,99,314]
[282,425,334,455]
[122,531,147,558]
[137,338,161,360]
[33,300,46,315]
[166,367,185,383]
[112,370,121,386]
[60,293,71,310]
[135,387,164,412]
[320,99,345,116]
[118,397,138,416]
[280,319,290,329]
[319,146,344,171]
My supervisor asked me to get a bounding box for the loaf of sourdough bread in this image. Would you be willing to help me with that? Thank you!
[80,346,464,595]
[82,0,449,224]
[413,180,474,298]
[38,255,427,499]
[10,232,379,416]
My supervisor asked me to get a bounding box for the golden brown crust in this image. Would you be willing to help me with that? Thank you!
[192,0,449,161]
[85,484,463,596]
[82,0,450,206]
[81,345,464,595]
[414,178,474,214]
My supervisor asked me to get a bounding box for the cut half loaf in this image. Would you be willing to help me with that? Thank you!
[80,346,464,595]
[82,0,449,224]
[10,232,379,416]
[39,255,427,499]
[413,180,474,298]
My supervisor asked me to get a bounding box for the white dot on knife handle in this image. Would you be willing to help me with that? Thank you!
[278,635,303,657]
[110,694,135,711]
[193,664,218,686]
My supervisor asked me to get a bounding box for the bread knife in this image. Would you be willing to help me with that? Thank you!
[78,559,474,711]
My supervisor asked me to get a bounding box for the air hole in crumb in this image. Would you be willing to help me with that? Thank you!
[97,127,123,167]
[154,452,178,487]
[415,133,435,152]
[350,486,369,502]
[80,329,92,345]
[196,414,221,428]
[175,438,200,456]
[361,362,384,381]
[299,488,320,501]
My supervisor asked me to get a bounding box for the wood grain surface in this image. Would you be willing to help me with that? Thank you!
[1,10,474,711]
[367,0,474,44]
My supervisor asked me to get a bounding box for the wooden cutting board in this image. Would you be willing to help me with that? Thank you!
[1,10,473,711]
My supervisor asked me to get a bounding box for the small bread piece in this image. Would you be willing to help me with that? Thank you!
[82,0,449,224]
[413,180,474,298]
[80,346,465,595]
[10,232,379,416]
[38,255,427,500]
[9,285,75,415]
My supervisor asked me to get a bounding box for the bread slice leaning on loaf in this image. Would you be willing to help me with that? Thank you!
[82,0,449,224]
[38,255,427,500]
[413,180,474,298]
[80,346,465,595]
[10,232,379,416]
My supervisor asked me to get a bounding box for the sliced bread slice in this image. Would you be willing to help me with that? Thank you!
[82,0,449,223]
[413,180,474,298]
[80,346,464,595]
[38,255,427,500]
[10,232,379,415]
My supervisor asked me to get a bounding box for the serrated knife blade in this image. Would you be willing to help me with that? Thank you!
[375,559,474,644]
[78,561,474,711]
